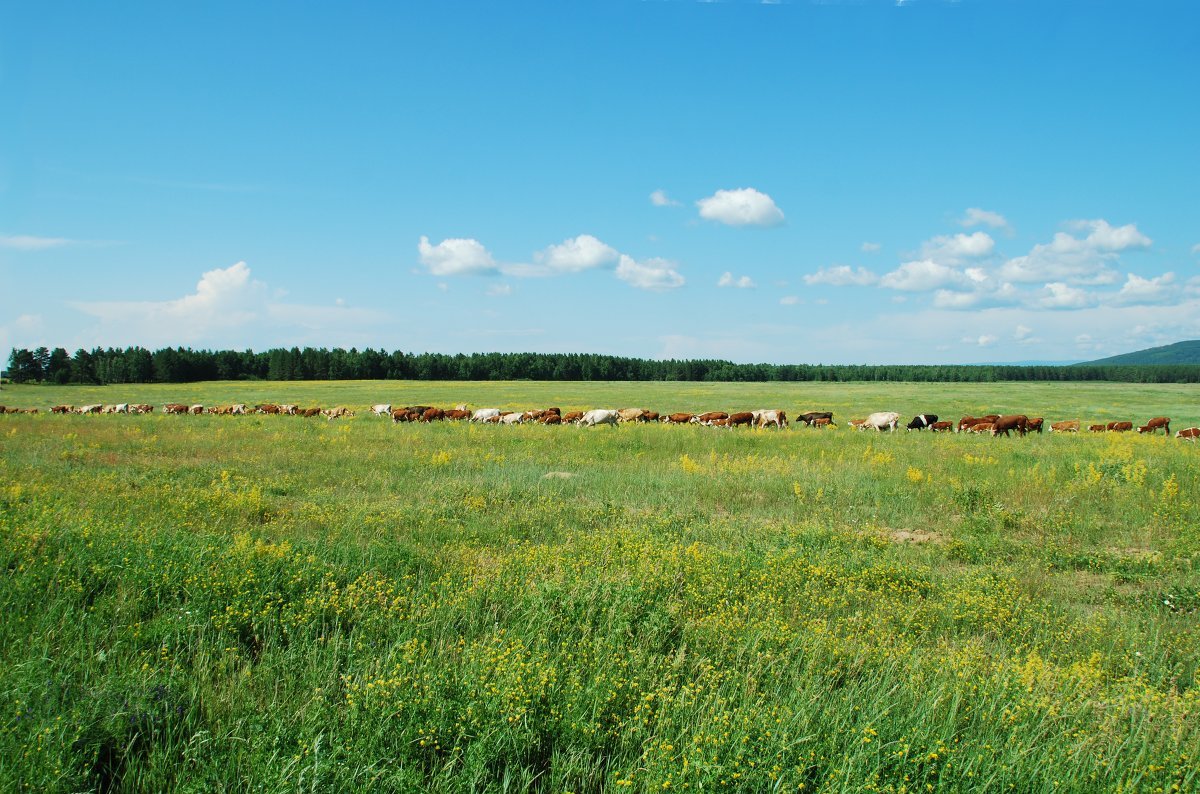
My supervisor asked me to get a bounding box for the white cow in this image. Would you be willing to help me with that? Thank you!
[580,409,619,427]
[79,404,103,414]
[231,404,247,415]
[371,404,392,418]
[280,404,298,416]
[498,412,526,425]
[864,411,900,431]
[755,409,787,429]
[471,408,501,423]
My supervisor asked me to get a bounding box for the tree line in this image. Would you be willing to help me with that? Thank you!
[6,345,1200,385]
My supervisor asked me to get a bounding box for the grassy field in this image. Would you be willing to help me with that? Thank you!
[2,381,1198,792]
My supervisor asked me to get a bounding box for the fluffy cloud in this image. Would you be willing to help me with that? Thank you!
[1014,324,1033,340]
[529,234,618,274]
[1112,272,1175,305]
[696,188,784,227]
[0,235,74,251]
[932,290,983,310]
[879,259,970,291]
[1032,282,1094,310]
[920,231,994,264]
[958,208,1011,232]
[717,272,756,289]
[860,242,882,253]
[998,220,1149,285]
[417,235,498,276]
[71,262,390,347]
[615,255,685,291]
[650,189,680,207]
[803,265,878,287]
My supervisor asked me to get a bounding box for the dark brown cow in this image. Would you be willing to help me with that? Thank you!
[164,403,189,415]
[798,411,834,427]
[1025,417,1044,434]
[727,412,755,428]
[644,411,660,422]
[1089,424,1106,432]
[1175,427,1199,441]
[256,404,281,414]
[404,406,433,416]
[662,412,693,424]
[561,411,584,424]
[1138,417,1170,435]
[539,414,562,425]
[443,409,471,421]
[813,417,835,429]
[992,415,1028,437]
[51,405,72,414]
[421,408,445,422]
[298,407,321,418]
[1107,421,1133,432]
[930,421,953,432]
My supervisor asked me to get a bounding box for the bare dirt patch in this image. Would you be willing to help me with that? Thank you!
[888,528,944,545]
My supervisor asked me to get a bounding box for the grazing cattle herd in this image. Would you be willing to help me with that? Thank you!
[3,401,1196,441]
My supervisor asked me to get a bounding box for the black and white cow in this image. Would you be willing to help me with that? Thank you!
[906,414,938,431]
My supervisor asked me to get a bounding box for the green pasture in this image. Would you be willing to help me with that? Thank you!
[1,381,1198,792]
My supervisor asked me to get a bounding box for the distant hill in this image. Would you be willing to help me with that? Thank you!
[1081,340,1200,366]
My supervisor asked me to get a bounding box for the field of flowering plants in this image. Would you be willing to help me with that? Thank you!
[2,380,1198,792]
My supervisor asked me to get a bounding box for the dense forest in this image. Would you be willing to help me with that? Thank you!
[6,346,1200,385]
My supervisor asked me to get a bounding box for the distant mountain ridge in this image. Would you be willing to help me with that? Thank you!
[1081,340,1200,366]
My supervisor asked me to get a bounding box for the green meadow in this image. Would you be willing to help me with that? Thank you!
[1,381,1197,792]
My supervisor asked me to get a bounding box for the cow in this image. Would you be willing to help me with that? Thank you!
[662,412,693,424]
[1137,417,1170,435]
[710,417,730,427]
[444,409,472,421]
[405,406,433,416]
[230,404,247,415]
[971,422,997,435]
[727,412,755,428]
[163,403,189,415]
[421,408,446,423]
[498,412,525,425]
[539,413,562,425]
[848,419,869,431]
[958,415,999,432]
[391,408,416,423]
[298,407,322,418]
[992,415,1029,438]
[580,409,619,427]
[322,406,353,420]
[756,410,788,429]
[930,421,954,432]
[279,404,298,416]
[813,417,835,429]
[561,411,585,425]
[692,411,729,425]
[189,405,204,415]
[51,405,73,414]
[79,404,104,414]
[371,404,392,417]
[906,414,938,431]
[1025,417,1044,434]
[256,404,280,414]
[471,408,501,423]
[864,412,900,431]
[1050,420,1080,433]
[1175,427,1199,441]
[618,408,651,423]
[644,411,660,422]
[1088,424,1107,433]
[1107,421,1133,432]
[797,411,834,427]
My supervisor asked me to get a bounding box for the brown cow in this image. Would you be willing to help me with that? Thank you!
[1138,417,1170,435]
[709,417,730,427]
[1089,424,1106,433]
[693,411,729,425]
[992,415,1028,437]
[421,408,445,422]
[662,413,693,424]
[298,407,321,418]
[256,404,280,414]
[164,403,189,415]
[958,415,1000,432]
[970,422,997,435]
[814,416,836,429]
[1175,427,1199,441]
[51,405,72,414]
[561,411,584,424]
[539,414,562,425]
[727,412,755,428]
[1050,420,1080,433]
[1025,417,1044,434]
[930,421,953,432]
[444,409,471,421]
[1107,421,1133,432]
[798,411,834,427]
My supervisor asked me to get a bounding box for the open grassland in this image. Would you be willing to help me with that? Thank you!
[1,381,1198,792]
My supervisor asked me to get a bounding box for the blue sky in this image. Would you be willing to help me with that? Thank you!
[2,0,1198,365]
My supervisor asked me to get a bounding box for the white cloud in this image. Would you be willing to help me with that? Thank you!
[1112,272,1175,305]
[880,259,969,291]
[717,272,756,288]
[963,334,998,347]
[997,220,1149,285]
[696,188,784,227]
[650,189,680,207]
[861,242,882,253]
[1014,324,1033,340]
[920,231,994,264]
[958,208,1011,233]
[615,255,685,291]
[486,284,513,297]
[1032,282,1094,310]
[417,235,498,276]
[932,290,982,310]
[0,235,73,250]
[523,234,618,275]
[780,295,801,305]
[1190,243,1200,255]
[803,265,878,287]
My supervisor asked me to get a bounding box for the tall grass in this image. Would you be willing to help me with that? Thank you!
[1,381,1197,791]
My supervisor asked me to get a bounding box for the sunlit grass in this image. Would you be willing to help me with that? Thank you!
[1,381,1197,791]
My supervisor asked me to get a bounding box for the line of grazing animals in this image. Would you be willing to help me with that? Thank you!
[7,403,1197,440]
